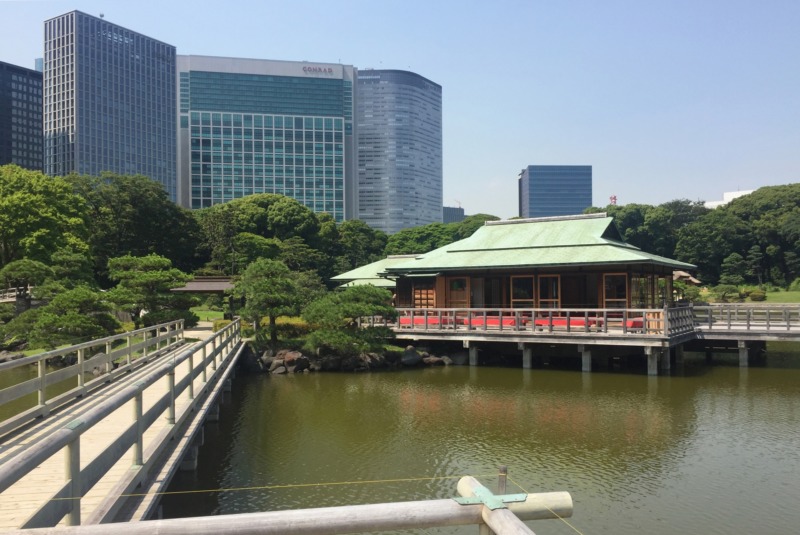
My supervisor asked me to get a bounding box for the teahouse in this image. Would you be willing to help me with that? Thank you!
[380,213,695,311]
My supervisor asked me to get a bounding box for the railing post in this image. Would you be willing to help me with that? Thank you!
[126,333,133,367]
[38,358,47,411]
[133,390,143,466]
[77,348,85,390]
[167,366,176,425]
[188,350,195,400]
[142,329,148,359]
[105,340,113,373]
[202,343,208,383]
[211,336,218,371]
[65,437,81,526]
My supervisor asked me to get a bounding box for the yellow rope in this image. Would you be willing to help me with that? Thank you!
[50,473,499,501]
[507,474,587,535]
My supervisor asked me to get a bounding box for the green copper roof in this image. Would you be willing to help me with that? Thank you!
[330,255,419,287]
[384,214,695,273]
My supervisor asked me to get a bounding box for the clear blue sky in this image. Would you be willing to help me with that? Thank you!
[2,0,798,218]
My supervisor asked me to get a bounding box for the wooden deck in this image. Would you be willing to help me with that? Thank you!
[384,305,800,346]
[0,321,241,530]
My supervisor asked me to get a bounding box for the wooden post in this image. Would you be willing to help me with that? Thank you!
[645,347,658,376]
[738,340,749,367]
[469,346,479,366]
[65,437,81,526]
[133,390,143,466]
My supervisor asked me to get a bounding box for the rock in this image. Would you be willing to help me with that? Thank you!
[319,355,342,371]
[268,359,285,373]
[270,365,287,375]
[440,356,454,365]
[422,356,446,366]
[401,347,422,366]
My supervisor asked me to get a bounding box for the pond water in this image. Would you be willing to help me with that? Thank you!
[149,346,800,534]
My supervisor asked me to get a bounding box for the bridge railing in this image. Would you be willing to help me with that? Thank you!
[0,320,185,438]
[382,307,695,337]
[694,304,800,331]
[0,320,242,528]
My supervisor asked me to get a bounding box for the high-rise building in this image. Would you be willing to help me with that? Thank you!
[177,55,357,221]
[357,70,442,233]
[0,61,43,170]
[518,165,592,218]
[43,11,176,200]
[443,206,465,224]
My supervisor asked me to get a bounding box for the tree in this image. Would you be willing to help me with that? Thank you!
[745,245,764,286]
[267,196,321,241]
[335,219,388,272]
[0,165,88,268]
[67,172,204,285]
[719,252,747,286]
[385,222,458,255]
[234,259,322,345]
[302,285,397,355]
[453,214,500,240]
[0,259,54,313]
[106,254,193,328]
[1,286,119,349]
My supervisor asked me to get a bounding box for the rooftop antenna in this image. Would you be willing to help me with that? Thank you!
[99,13,104,18]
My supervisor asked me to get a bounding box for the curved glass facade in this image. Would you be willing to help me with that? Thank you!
[357,70,442,234]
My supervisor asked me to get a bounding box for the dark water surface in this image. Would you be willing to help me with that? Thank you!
[161,349,800,535]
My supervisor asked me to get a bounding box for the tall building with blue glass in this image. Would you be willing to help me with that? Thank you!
[518,165,592,218]
[0,61,43,170]
[357,70,442,233]
[43,11,177,200]
[177,56,356,221]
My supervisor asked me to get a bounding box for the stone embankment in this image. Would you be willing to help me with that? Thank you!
[241,345,468,374]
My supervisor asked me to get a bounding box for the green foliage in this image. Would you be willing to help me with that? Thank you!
[0,259,53,288]
[234,258,324,345]
[107,254,193,327]
[0,165,88,269]
[790,278,800,292]
[1,286,119,349]
[748,289,767,302]
[719,252,747,286]
[302,285,397,355]
[142,308,199,328]
[385,222,459,255]
[67,172,203,284]
[711,284,743,303]
[213,319,233,332]
[335,219,388,272]
[0,303,13,324]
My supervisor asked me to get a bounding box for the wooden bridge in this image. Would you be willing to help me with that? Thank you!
[381,304,800,374]
[0,319,243,530]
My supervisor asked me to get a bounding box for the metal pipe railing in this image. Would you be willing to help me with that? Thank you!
[3,476,572,535]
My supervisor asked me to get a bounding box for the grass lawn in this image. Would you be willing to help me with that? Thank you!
[762,290,800,303]
[191,307,225,322]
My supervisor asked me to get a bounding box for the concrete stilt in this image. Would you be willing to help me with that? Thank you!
[180,446,199,471]
[522,345,533,369]
[659,347,671,372]
[207,402,220,423]
[579,345,591,372]
[738,340,749,367]
[646,347,658,376]
[675,344,685,364]
[223,378,232,392]
[469,346,479,366]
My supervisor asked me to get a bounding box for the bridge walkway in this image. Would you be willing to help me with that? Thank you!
[0,320,242,530]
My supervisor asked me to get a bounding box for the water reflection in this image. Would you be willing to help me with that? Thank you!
[161,355,800,535]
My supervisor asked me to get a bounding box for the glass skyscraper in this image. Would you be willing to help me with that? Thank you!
[518,165,593,218]
[43,11,176,200]
[177,56,356,221]
[0,61,42,170]
[356,70,442,234]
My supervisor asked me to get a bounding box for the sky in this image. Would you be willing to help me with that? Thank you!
[1,0,798,219]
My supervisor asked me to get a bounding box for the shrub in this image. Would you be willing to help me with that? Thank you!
[142,309,199,328]
[789,278,800,292]
[748,290,767,302]
[213,319,233,332]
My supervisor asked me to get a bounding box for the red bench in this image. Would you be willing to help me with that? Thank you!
[462,317,523,327]
[398,316,453,326]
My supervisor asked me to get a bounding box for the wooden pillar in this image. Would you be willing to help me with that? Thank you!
[579,345,591,373]
[469,346,479,366]
[521,345,533,369]
[207,402,220,423]
[738,340,749,367]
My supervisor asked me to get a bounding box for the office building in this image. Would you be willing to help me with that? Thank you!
[44,11,176,200]
[177,55,357,221]
[357,70,442,233]
[443,206,465,223]
[0,61,43,170]
[518,165,592,218]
